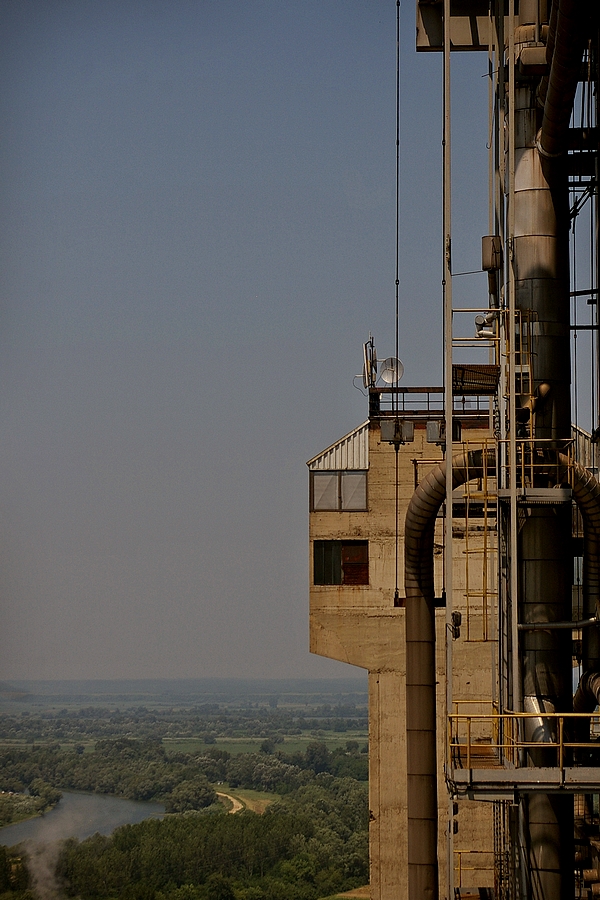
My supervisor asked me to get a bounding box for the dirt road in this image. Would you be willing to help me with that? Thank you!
[216,791,244,814]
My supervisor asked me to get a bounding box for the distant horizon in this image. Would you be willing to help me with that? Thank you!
[0,675,369,708]
[1,675,367,687]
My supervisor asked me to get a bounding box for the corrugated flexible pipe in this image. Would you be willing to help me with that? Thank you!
[404,448,494,900]
[558,454,600,669]
[573,671,600,755]
[573,670,600,714]
[405,449,600,900]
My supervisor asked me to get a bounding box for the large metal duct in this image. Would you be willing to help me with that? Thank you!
[513,65,570,441]
[558,455,600,670]
[405,449,600,900]
[404,448,493,900]
[510,2,589,893]
[404,447,571,900]
[538,0,591,160]
[519,453,600,900]
[573,670,600,716]
[519,502,573,900]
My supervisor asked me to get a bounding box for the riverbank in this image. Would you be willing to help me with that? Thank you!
[0,790,61,828]
[0,790,165,847]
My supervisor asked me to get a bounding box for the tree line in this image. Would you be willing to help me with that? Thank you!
[0,701,367,745]
[0,738,367,813]
[56,774,368,900]
[0,738,369,899]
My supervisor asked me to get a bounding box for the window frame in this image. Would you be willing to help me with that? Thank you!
[310,470,368,512]
[313,539,369,586]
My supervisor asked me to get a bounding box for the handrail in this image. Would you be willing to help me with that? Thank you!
[448,711,600,773]
[453,850,494,889]
[495,436,577,489]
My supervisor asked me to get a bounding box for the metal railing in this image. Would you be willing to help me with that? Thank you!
[448,711,600,773]
[457,440,498,643]
[496,436,577,490]
[454,850,494,889]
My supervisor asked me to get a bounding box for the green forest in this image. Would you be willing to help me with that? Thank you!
[56,776,368,900]
[0,683,370,900]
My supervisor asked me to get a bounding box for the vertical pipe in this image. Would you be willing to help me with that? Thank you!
[510,2,576,896]
[405,450,600,900]
[442,0,454,895]
[405,451,493,900]
[507,0,521,725]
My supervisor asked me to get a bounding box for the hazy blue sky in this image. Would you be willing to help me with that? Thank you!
[0,0,490,680]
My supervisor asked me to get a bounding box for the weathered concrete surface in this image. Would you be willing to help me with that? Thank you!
[309,421,495,900]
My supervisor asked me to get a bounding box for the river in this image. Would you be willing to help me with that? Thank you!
[0,791,165,847]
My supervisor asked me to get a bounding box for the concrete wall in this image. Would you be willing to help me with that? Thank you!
[309,419,496,900]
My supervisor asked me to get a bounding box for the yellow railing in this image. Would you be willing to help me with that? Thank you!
[451,700,500,744]
[496,436,576,489]
[454,850,494,888]
[448,711,600,772]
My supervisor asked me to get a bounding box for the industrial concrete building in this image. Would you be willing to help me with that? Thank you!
[309,3,600,900]
[309,398,498,900]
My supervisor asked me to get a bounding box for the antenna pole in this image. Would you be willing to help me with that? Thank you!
[393,0,401,607]
[442,0,454,894]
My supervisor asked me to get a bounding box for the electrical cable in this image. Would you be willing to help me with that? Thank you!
[393,0,401,607]
[573,204,579,455]
[395,0,400,382]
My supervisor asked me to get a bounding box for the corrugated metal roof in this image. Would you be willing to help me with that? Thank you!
[307,421,369,471]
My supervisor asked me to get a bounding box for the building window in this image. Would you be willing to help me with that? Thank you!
[313,540,369,585]
[311,471,367,511]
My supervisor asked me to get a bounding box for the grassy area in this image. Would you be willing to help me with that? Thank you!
[321,889,370,900]
[0,733,368,757]
[215,785,278,814]
[0,792,51,827]
[162,738,263,754]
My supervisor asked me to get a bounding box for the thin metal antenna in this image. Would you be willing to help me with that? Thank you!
[395,0,401,379]
[393,0,402,608]
[442,0,454,895]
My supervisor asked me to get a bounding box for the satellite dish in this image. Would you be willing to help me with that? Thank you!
[380,357,404,384]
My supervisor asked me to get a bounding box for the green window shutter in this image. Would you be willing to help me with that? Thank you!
[314,541,342,584]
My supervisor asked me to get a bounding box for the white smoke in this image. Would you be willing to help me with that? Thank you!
[22,840,63,900]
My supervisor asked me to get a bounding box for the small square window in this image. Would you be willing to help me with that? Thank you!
[313,540,368,585]
[341,472,367,510]
[312,472,340,510]
[310,471,367,511]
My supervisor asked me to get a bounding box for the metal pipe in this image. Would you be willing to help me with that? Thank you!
[572,670,600,759]
[511,7,576,889]
[558,455,600,669]
[538,0,591,160]
[573,670,600,714]
[536,0,559,111]
[518,616,598,630]
[405,448,493,900]
[405,450,600,900]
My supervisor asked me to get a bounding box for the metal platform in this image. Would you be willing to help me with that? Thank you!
[449,766,600,797]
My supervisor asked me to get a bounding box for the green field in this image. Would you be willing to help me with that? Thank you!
[0,732,368,756]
